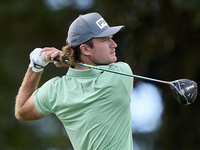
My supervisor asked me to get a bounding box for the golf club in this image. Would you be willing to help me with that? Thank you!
[54,57,198,105]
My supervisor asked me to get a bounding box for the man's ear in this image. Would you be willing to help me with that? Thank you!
[80,44,91,56]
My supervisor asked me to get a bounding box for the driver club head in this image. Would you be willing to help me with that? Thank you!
[169,79,198,105]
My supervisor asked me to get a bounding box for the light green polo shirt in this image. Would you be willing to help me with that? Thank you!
[34,62,134,150]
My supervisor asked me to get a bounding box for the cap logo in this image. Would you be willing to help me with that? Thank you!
[96,17,108,29]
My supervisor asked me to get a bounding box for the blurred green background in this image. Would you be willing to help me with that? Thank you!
[0,0,200,149]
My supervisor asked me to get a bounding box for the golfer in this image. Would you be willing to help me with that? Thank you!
[15,12,134,150]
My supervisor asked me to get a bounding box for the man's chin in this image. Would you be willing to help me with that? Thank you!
[113,57,117,63]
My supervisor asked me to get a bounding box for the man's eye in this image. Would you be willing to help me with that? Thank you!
[102,38,108,42]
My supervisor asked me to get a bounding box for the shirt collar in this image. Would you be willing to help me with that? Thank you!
[67,65,110,77]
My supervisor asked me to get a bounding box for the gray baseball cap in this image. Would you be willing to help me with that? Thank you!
[67,12,125,48]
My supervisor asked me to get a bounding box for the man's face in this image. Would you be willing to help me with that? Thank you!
[89,36,117,65]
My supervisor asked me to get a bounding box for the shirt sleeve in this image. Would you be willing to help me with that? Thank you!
[33,77,60,115]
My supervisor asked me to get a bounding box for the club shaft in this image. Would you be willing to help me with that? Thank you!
[54,57,168,84]
[81,63,167,83]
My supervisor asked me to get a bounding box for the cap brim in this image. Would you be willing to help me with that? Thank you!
[94,25,124,38]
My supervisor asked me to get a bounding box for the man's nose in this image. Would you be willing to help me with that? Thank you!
[111,39,117,48]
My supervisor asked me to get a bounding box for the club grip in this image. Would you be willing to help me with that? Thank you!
[54,56,61,62]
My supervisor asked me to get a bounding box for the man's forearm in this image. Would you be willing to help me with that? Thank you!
[15,67,43,116]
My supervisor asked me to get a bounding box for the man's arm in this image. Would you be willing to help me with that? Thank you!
[15,47,62,121]
[15,67,46,121]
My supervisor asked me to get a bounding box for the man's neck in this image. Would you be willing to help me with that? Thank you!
[74,58,97,70]
[74,65,91,70]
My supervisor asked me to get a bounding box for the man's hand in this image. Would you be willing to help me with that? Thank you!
[40,47,64,68]
[29,48,50,72]
[40,47,61,62]
[29,47,63,72]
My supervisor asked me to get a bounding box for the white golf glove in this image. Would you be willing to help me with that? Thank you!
[29,48,49,72]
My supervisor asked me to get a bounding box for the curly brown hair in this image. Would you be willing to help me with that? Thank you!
[60,39,94,67]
